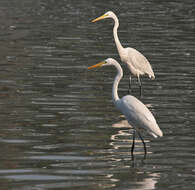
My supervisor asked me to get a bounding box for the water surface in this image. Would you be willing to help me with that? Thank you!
[0,0,194,189]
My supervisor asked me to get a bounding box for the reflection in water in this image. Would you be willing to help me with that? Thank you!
[112,118,130,128]
[111,119,150,156]
[96,172,160,190]
[0,0,194,189]
[132,173,160,190]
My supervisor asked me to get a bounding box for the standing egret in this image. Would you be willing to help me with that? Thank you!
[88,58,162,159]
[92,11,155,97]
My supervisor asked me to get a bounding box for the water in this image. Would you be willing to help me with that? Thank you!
[0,0,194,189]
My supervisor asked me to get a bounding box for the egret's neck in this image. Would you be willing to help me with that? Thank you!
[113,15,124,55]
[112,61,123,103]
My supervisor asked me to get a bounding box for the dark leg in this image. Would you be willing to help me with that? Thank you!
[131,129,135,160]
[137,130,147,159]
[128,74,132,94]
[137,76,142,97]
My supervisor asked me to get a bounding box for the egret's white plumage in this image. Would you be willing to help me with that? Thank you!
[116,95,162,138]
[88,58,163,157]
[92,11,155,96]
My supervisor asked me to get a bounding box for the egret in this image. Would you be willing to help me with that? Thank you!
[88,58,163,159]
[92,11,155,97]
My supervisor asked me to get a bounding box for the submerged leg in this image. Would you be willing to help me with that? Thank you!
[137,76,142,97]
[131,129,136,160]
[128,74,132,94]
[137,130,147,159]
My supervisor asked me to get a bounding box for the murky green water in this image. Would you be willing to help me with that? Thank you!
[0,0,194,189]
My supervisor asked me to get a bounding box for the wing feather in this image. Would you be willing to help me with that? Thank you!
[126,48,155,78]
[116,95,162,137]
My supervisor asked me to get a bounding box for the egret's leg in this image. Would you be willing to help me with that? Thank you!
[137,130,147,159]
[131,129,136,160]
[137,76,142,97]
[128,74,132,94]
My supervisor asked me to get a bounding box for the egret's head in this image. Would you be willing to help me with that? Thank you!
[92,11,115,22]
[88,58,115,70]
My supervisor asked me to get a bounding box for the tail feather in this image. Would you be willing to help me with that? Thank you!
[148,123,163,138]
[149,73,155,80]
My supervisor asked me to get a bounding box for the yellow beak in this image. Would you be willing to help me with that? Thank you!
[88,62,104,69]
[92,14,106,22]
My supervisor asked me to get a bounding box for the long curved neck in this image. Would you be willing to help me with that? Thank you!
[112,61,123,103]
[112,15,124,55]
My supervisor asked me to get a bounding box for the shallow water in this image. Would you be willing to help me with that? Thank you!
[0,0,194,189]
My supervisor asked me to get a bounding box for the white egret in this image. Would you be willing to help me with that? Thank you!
[92,11,155,97]
[88,58,163,159]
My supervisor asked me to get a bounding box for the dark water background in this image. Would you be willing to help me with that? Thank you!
[0,0,194,189]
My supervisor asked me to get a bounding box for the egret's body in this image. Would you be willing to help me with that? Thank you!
[92,11,155,96]
[88,58,162,158]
